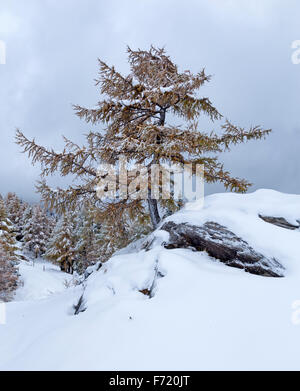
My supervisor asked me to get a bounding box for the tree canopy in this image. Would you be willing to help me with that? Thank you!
[16,46,271,232]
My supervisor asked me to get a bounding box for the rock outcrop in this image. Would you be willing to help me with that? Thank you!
[159,221,284,277]
[259,215,300,230]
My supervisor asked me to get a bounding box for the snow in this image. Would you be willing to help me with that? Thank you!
[15,259,73,301]
[0,189,300,371]
[168,189,300,275]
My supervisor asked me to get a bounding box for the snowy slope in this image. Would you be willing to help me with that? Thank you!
[0,189,300,371]
[15,258,73,301]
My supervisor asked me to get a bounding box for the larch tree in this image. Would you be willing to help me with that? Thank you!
[73,203,151,268]
[22,205,51,258]
[0,243,19,302]
[20,204,33,230]
[16,46,271,234]
[0,197,19,263]
[4,193,28,238]
[73,207,99,271]
[18,204,33,243]
[45,213,76,273]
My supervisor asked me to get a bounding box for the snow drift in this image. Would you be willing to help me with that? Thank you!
[1,189,300,371]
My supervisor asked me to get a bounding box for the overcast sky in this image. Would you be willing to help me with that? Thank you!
[0,0,299,202]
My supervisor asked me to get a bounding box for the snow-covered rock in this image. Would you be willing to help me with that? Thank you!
[160,221,284,277]
[259,214,300,230]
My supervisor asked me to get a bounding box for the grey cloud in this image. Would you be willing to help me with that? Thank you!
[0,0,299,202]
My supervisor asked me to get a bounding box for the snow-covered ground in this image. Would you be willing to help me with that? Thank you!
[15,258,73,301]
[0,189,300,371]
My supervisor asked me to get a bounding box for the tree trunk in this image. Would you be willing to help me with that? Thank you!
[147,108,166,229]
[69,260,74,275]
[148,189,161,229]
[63,258,68,273]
